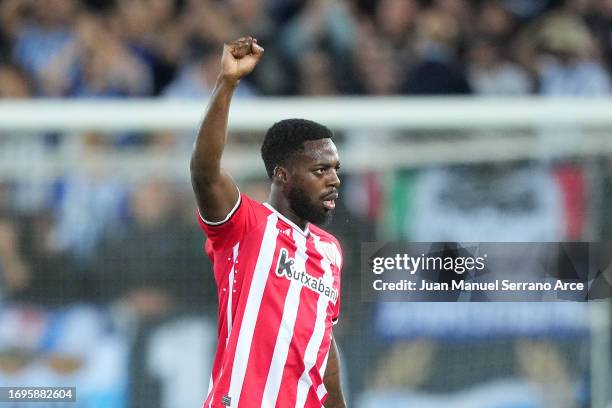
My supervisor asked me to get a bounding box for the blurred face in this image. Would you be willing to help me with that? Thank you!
[118,0,154,39]
[376,0,417,38]
[230,0,264,24]
[468,41,499,68]
[416,10,459,47]
[479,3,514,38]
[150,0,174,24]
[130,180,172,226]
[38,0,75,25]
[299,49,336,96]
[284,139,341,226]
[356,38,399,95]
[0,67,29,98]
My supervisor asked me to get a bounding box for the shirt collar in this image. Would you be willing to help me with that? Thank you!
[263,202,310,237]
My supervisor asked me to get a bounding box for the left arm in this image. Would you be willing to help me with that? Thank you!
[324,333,346,408]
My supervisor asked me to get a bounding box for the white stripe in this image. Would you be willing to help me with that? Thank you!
[316,383,327,400]
[206,373,214,408]
[332,242,342,270]
[226,243,240,345]
[261,232,308,406]
[294,233,333,408]
[228,214,279,405]
[316,349,331,400]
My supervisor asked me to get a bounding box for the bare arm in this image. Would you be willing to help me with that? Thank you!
[190,37,264,221]
[324,333,347,408]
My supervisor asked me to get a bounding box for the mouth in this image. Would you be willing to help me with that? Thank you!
[321,192,339,211]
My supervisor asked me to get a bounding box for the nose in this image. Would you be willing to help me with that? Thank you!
[328,169,341,188]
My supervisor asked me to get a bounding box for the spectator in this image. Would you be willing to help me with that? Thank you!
[0,63,54,214]
[476,1,518,42]
[372,0,418,63]
[351,32,401,95]
[401,8,472,94]
[297,47,339,95]
[51,162,127,260]
[94,179,212,311]
[590,0,612,72]
[280,0,355,94]
[6,0,77,95]
[42,12,152,97]
[0,0,608,99]
[467,36,532,95]
[111,0,187,94]
[532,11,611,95]
[434,0,474,36]
[92,180,214,408]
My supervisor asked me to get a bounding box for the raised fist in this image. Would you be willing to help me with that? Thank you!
[221,36,264,82]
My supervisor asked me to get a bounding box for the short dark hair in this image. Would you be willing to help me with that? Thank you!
[261,119,333,179]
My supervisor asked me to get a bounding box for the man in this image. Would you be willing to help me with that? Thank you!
[191,37,346,408]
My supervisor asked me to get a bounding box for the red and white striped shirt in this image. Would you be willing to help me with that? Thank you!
[198,193,342,408]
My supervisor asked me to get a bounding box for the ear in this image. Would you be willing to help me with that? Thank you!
[273,166,288,184]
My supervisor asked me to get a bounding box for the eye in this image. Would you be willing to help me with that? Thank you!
[314,168,326,175]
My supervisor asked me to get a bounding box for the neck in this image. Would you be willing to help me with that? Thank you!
[267,186,307,230]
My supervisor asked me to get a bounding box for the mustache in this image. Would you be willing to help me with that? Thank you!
[321,189,339,200]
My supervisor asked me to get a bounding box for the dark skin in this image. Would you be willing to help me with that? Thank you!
[190,37,346,408]
[272,139,341,230]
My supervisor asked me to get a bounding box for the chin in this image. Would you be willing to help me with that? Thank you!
[294,204,332,226]
[288,187,333,226]
[309,210,333,227]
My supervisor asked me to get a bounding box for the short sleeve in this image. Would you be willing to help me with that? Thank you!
[197,193,266,252]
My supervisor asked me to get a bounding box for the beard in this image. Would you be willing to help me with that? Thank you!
[287,186,332,226]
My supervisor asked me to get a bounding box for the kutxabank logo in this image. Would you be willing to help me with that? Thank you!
[275,248,338,302]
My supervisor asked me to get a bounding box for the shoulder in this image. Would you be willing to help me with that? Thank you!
[238,193,273,222]
[198,192,271,252]
[199,192,267,227]
[241,193,268,210]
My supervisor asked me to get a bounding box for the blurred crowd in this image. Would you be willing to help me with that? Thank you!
[0,1,611,407]
[0,0,611,99]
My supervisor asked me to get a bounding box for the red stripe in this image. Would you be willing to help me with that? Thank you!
[238,231,295,406]
[206,224,268,406]
[305,387,322,407]
[274,235,327,407]
[275,286,318,407]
